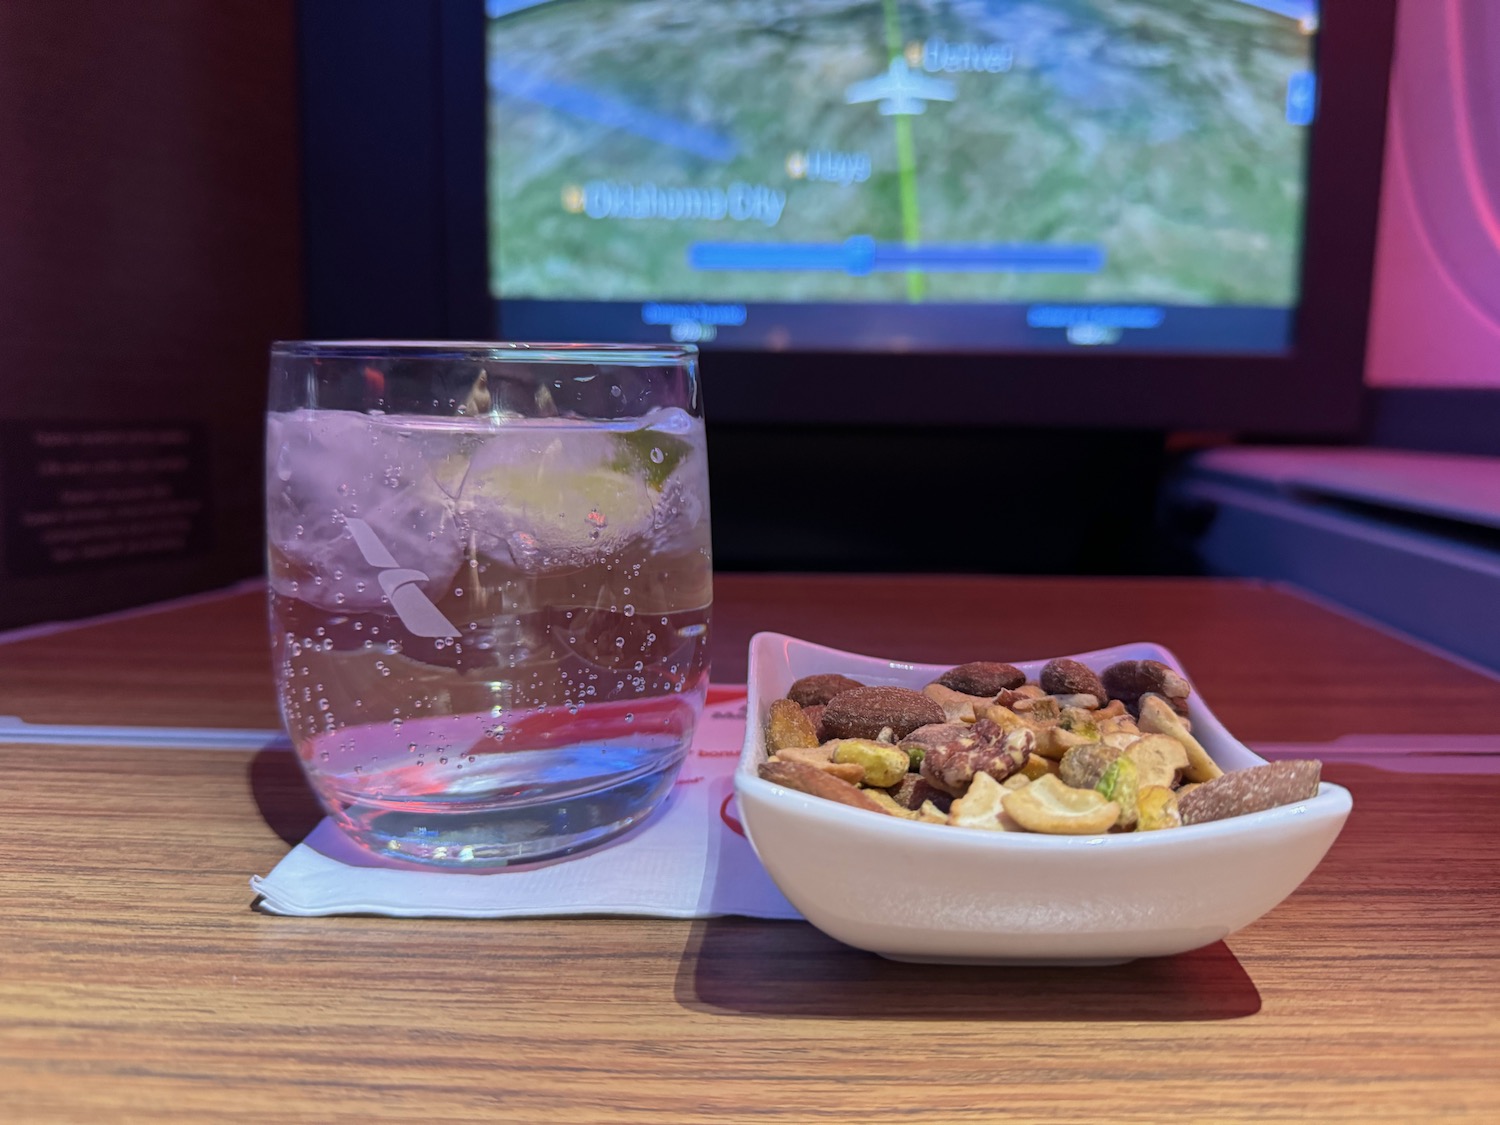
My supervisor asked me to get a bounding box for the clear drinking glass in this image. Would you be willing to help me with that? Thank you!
[265,342,711,866]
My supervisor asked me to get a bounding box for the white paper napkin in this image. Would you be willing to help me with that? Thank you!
[251,696,801,920]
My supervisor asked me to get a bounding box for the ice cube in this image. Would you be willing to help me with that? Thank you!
[266,410,466,611]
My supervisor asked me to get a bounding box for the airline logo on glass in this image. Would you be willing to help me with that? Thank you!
[343,517,461,639]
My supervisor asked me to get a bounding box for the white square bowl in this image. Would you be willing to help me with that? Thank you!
[733,632,1353,965]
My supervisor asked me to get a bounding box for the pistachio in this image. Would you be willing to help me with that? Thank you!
[763,660,1309,836]
[1058,743,1121,790]
[1137,694,1222,782]
[831,738,911,788]
[1001,774,1121,835]
[1095,756,1140,829]
[994,692,1096,761]
[766,698,820,754]
[1137,785,1183,831]
[1057,706,1100,739]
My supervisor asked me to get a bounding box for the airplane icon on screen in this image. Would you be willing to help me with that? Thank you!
[844,57,956,116]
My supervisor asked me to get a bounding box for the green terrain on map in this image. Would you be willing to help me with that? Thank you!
[487,0,1315,305]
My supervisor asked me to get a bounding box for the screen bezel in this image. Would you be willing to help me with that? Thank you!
[307,0,1398,436]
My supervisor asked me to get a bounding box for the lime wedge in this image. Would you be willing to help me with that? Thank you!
[609,430,691,490]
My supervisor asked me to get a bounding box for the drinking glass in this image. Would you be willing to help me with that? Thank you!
[266,342,711,865]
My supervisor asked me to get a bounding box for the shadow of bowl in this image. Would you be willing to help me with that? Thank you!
[675,918,1261,1022]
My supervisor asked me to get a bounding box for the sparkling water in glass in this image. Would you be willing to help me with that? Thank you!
[265,342,711,865]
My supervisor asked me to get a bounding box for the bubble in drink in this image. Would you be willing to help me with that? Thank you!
[266,405,712,865]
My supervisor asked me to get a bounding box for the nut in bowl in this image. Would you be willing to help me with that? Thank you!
[733,633,1353,965]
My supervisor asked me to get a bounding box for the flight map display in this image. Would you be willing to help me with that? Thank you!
[486,0,1321,352]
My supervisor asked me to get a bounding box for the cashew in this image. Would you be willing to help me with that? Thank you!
[1052,693,1100,711]
[1097,714,1139,737]
[1122,734,1190,789]
[916,800,949,824]
[774,742,833,763]
[1001,774,1120,835]
[821,762,867,785]
[947,771,1007,830]
[1033,724,1097,761]
[922,682,988,724]
[1097,714,1140,751]
[1012,695,1060,721]
[831,738,911,788]
[1137,785,1183,831]
[1138,694,1222,782]
[1001,773,1032,791]
[973,702,1026,732]
[988,693,1098,762]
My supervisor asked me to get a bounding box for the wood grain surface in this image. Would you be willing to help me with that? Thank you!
[1,577,1498,1122]
[0,747,1495,1123]
[3,575,1500,740]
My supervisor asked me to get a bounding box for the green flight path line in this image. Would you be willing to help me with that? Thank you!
[881,0,925,301]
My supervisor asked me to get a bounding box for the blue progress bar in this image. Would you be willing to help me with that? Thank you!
[688,237,1104,274]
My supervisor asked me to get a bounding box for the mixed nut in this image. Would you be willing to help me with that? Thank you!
[758,657,1322,835]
